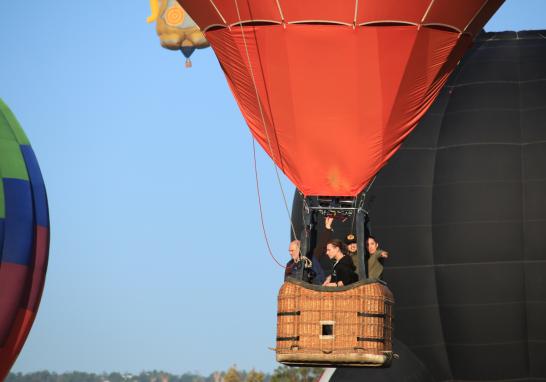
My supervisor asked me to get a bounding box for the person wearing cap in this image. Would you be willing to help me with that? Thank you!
[366,235,389,280]
[345,233,361,280]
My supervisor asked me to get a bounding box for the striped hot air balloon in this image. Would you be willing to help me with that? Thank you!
[0,99,49,381]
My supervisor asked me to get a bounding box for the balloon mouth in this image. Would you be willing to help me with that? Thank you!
[181,46,196,59]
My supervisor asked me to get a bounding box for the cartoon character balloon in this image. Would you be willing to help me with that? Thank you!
[148,0,209,68]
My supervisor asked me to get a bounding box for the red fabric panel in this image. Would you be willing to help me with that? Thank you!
[176,1,225,29]
[381,28,462,165]
[0,309,34,381]
[207,24,460,195]
[26,226,49,311]
[0,227,48,379]
[424,0,487,31]
[180,1,503,33]
[280,0,355,24]
[0,263,28,345]
[207,0,281,25]
[206,27,281,169]
[357,0,431,25]
[0,227,48,340]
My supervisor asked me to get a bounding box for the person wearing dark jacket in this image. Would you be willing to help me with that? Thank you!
[313,216,335,276]
[322,238,358,287]
[345,233,361,280]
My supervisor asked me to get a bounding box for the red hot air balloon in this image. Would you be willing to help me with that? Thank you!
[176,0,504,197]
[175,0,505,368]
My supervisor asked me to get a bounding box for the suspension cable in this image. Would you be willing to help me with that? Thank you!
[252,137,286,268]
[233,0,299,243]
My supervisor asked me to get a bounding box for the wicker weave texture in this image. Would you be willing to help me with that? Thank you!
[276,280,394,366]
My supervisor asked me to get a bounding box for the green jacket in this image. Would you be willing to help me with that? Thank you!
[348,251,361,279]
[368,249,386,280]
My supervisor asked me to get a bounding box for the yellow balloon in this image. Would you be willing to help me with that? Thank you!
[148,0,209,67]
[146,0,160,23]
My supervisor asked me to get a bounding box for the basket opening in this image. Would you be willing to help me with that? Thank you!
[320,321,334,339]
[322,324,333,336]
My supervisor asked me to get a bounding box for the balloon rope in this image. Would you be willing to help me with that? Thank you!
[463,0,489,34]
[252,137,286,268]
[353,0,359,27]
[233,0,300,245]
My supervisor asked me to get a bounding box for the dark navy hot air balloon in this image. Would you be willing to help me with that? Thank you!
[0,99,49,381]
[316,29,546,381]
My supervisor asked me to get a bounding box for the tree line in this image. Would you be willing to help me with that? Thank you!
[7,366,323,382]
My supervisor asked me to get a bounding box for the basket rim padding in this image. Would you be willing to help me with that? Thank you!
[284,277,389,293]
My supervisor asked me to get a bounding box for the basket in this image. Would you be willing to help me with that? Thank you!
[276,278,394,367]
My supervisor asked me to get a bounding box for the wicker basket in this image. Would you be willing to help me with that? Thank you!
[276,278,394,367]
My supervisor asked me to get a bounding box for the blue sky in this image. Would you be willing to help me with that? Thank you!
[1,0,545,376]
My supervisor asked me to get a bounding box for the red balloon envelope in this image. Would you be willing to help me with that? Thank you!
[178,0,503,196]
